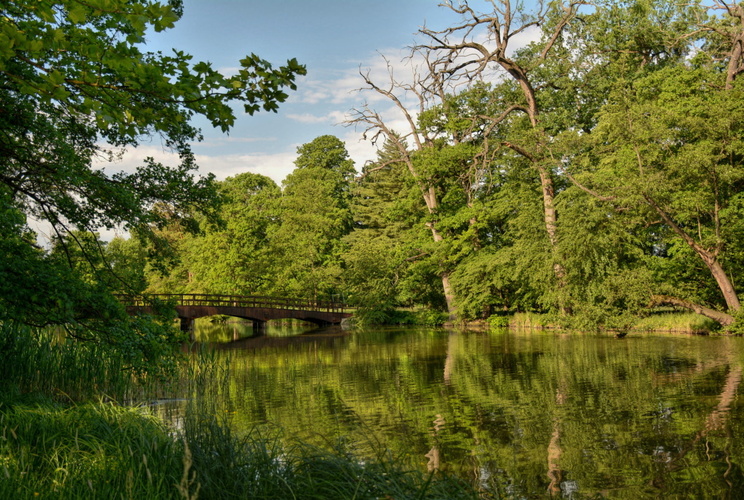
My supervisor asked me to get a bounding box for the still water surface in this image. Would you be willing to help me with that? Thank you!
[177,321,744,498]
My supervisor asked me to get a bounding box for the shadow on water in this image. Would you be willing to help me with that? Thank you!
[191,317,349,350]
[213,325,349,351]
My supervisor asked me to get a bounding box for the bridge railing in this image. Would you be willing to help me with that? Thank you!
[116,293,350,313]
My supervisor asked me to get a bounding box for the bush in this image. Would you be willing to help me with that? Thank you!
[487,315,510,328]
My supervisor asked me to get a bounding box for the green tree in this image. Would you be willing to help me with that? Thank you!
[415,0,586,311]
[343,137,444,320]
[557,1,744,327]
[572,65,744,326]
[0,0,305,371]
[272,136,355,301]
[183,173,281,295]
[105,235,148,294]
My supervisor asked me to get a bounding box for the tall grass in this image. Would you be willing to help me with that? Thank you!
[497,312,719,334]
[0,404,478,499]
[0,322,144,402]
[507,312,555,330]
[0,402,184,499]
[631,312,720,334]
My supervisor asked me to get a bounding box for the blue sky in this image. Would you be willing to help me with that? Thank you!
[127,0,466,185]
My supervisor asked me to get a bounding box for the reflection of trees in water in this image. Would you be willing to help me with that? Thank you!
[190,327,744,497]
[426,414,446,472]
[649,345,742,495]
[547,383,568,497]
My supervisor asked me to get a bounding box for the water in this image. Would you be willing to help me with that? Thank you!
[177,321,744,498]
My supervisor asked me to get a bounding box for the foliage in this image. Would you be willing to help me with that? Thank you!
[0,322,142,401]
[179,173,282,295]
[271,135,355,300]
[0,0,305,369]
[487,315,510,328]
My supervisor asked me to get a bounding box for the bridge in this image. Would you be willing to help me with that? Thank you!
[117,293,353,331]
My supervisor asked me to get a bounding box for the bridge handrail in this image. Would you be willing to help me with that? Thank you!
[115,293,350,313]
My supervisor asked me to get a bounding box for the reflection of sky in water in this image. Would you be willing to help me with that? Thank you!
[162,326,744,498]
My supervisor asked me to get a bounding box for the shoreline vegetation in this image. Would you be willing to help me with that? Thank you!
[350,309,724,336]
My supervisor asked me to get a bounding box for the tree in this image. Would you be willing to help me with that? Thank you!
[557,1,744,327]
[416,0,586,305]
[182,173,281,295]
[271,136,355,300]
[343,137,446,320]
[349,59,485,319]
[350,1,586,320]
[0,0,305,371]
[572,66,744,326]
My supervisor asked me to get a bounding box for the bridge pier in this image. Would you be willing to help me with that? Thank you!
[252,319,267,331]
[180,317,194,332]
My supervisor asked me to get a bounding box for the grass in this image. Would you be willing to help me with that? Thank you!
[0,401,183,499]
[0,403,479,499]
[631,312,721,334]
[0,323,145,403]
[492,311,720,335]
[506,312,556,330]
[0,322,481,499]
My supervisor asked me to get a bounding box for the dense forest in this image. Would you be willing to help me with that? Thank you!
[74,0,744,334]
[3,0,744,367]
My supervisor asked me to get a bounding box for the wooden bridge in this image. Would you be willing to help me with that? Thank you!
[117,293,353,331]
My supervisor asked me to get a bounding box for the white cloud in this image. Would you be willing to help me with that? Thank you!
[286,110,347,125]
[193,150,297,184]
[96,144,181,176]
[198,136,278,148]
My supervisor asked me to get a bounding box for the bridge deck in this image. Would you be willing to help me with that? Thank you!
[117,293,353,330]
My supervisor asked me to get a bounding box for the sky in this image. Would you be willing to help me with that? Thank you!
[115,0,471,186]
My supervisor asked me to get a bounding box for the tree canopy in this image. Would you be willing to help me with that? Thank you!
[0,0,305,372]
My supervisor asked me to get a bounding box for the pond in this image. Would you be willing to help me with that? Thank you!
[168,321,744,498]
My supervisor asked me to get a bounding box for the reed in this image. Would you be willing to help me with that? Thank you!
[0,322,146,403]
[508,312,554,329]
[0,402,478,499]
[0,401,183,499]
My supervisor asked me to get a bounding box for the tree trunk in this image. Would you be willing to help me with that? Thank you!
[441,272,457,321]
[650,295,734,326]
[645,195,741,312]
[702,254,741,312]
[429,222,458,320]
[539,167,558,247]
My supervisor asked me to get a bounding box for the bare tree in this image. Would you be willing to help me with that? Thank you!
[416,0,586,292]
[707,1,744,90]
[348,54,462,317]
[349,1,584,318]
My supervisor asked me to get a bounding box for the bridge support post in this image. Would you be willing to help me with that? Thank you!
[252,320,267,332]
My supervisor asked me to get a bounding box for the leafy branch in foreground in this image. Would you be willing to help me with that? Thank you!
[0,0,306,370]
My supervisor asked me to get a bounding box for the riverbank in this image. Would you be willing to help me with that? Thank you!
[444,311,723,335]
[0,399,480,499]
